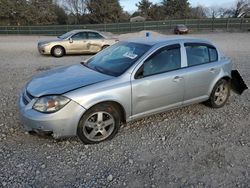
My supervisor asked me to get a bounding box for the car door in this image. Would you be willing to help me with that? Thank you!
[86,32,105,53]
[131,44,185,118]
[183,43,221,104]
[67,32,88,53]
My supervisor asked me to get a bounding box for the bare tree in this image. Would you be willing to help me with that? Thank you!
[206,6,226,18]
[224,0,250,18]
[190,5,207,19]
[63,0,87,23]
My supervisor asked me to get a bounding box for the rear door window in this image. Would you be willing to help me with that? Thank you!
[185,43,218,67]
[88,32,104,39]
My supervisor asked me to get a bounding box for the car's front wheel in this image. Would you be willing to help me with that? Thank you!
[206,79,230,108]
[77,103,121,144]
[51,46,64,57]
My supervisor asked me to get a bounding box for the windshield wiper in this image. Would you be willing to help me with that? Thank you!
[80,62,116,76]
[81,61,89,66]
[94,66,106,74]
[80,62,91,69]
[80,62,100,73]
[95,66,117,77]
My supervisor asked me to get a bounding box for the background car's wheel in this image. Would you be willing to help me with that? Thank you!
[77,103,121,144]
[205,79,230,108]
[102,45,109,50]
[51,46,64,57]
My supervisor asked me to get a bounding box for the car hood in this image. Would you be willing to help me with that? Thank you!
[38,38,62,45]
[26,64,113,97]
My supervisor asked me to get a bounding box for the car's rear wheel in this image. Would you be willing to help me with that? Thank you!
[77,103,121,144]
[51,46,64,57]
[205,79,230,108]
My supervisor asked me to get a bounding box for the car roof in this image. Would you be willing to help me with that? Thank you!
[176,24,187,27]
[123,37,213,46]
[70,29,107,37]
[71,29,102,33]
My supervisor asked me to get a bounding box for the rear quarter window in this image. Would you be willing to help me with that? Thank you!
[209,47,218,62]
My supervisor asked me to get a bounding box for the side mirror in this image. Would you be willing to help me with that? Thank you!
[69,38,73,43]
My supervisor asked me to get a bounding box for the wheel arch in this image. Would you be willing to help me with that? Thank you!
[208,75,231,97]
[220,76,231,82]
[84,100,127,123]
[51,45,66,55]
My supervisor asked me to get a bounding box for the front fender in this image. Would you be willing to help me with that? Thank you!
[64,79,132,120]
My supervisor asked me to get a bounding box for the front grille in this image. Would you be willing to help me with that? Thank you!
[22,95,29,105]
[26,91,34,100]
[22,90,34,105]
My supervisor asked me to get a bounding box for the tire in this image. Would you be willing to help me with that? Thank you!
[77,103,121,144]
[205,79,230,108]
[101,45,109,50]
[51,46,64,57]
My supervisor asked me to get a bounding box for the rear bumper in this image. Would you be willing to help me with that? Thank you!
[18,92,86,138]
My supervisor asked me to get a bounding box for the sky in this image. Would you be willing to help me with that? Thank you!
[120,0,236,13]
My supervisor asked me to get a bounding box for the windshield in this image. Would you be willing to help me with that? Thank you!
[58,31,75,39]
[178,25,187,29]
[83,42,151,77]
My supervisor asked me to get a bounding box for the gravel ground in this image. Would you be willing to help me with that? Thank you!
[0,32,249,188]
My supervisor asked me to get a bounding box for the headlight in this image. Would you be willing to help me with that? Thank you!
[39,43,50,47]
[33,95,70,113]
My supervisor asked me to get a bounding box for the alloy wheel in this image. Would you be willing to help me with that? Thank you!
[214,83,229,106]
[54,47,63,56]
[82,111,115,142]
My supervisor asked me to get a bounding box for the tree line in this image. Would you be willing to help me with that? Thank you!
[0,0,249,26]
[134,0,250,20]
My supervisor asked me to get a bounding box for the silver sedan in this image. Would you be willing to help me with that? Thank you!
[18,37,248,144]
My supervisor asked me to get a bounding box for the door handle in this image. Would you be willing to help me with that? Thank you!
[209,68,216,73]
[173,76,183,82]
